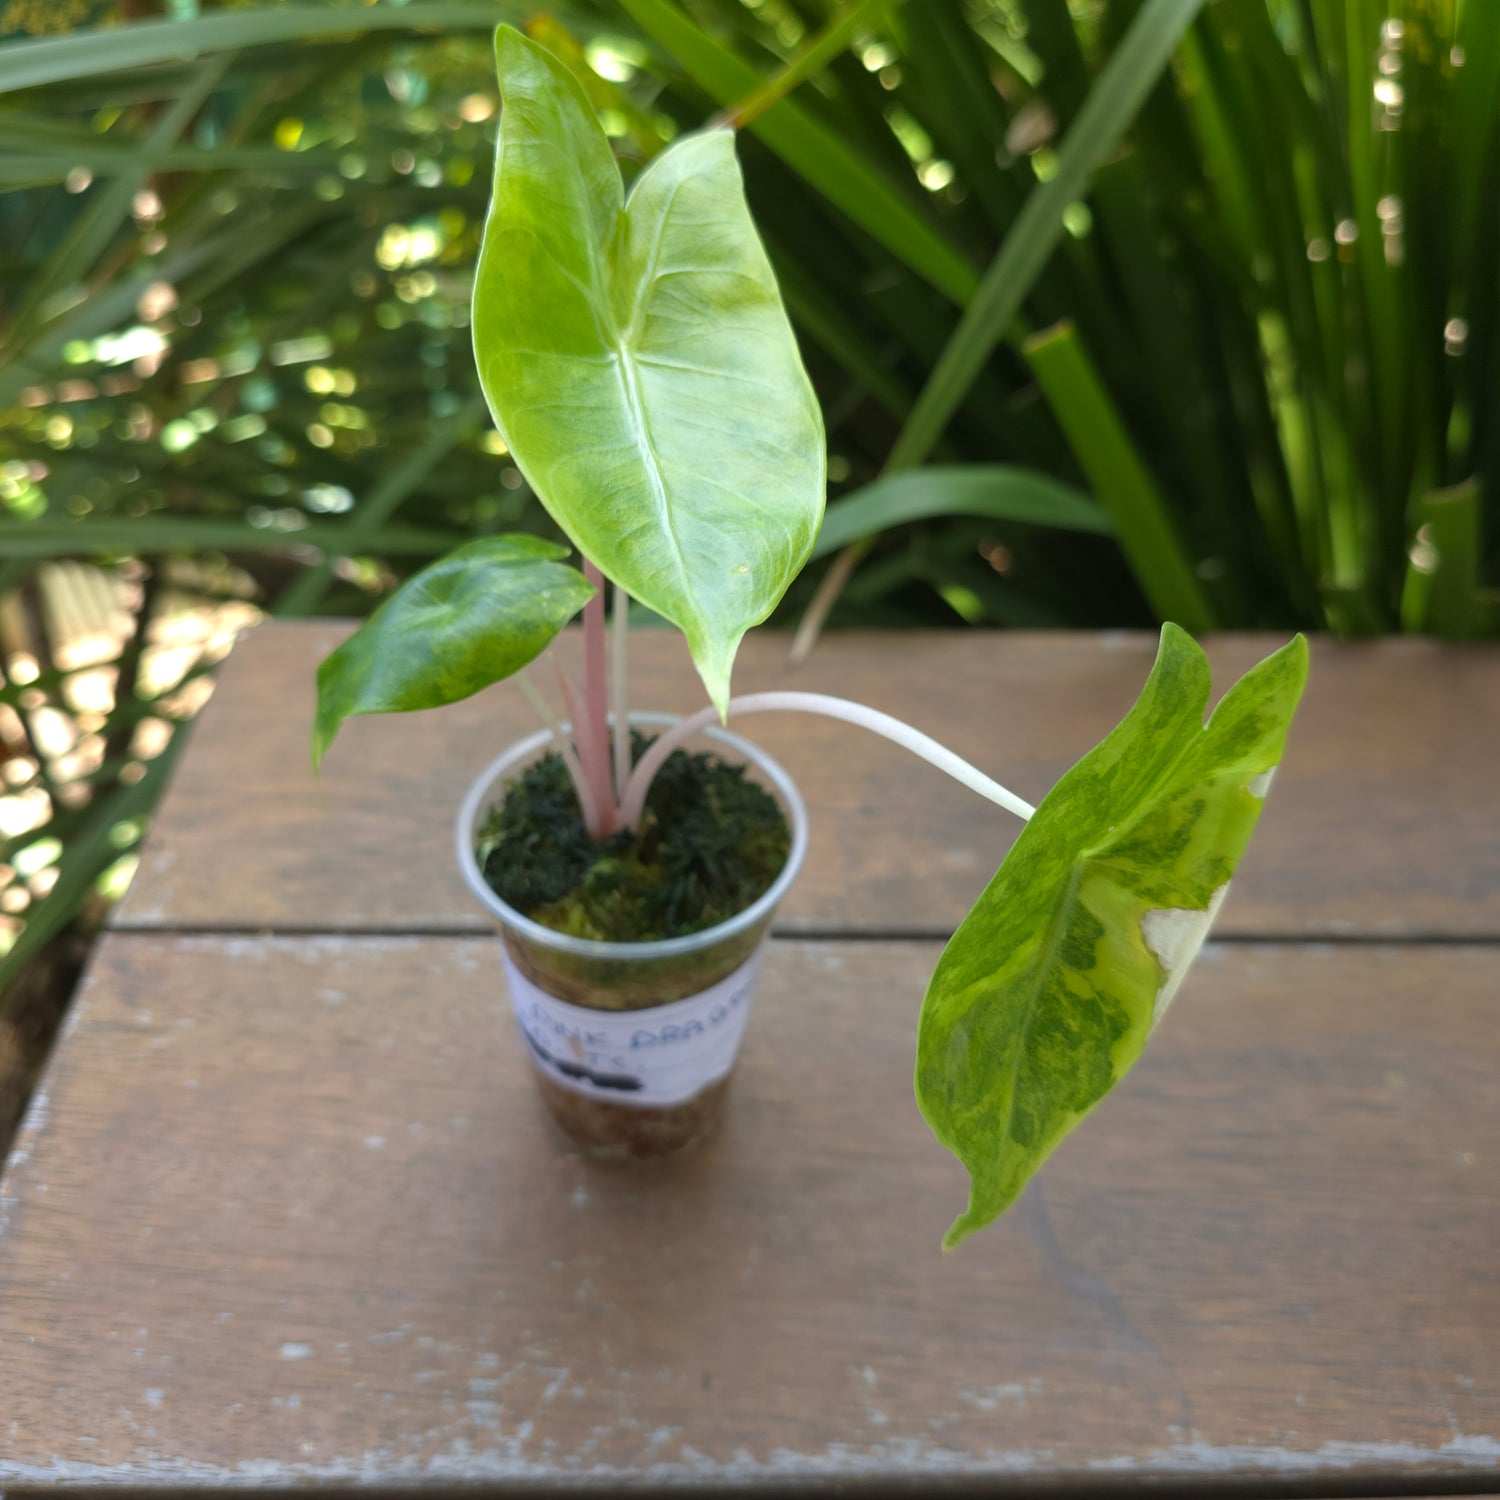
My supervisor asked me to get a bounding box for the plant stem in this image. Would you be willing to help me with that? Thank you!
[517,668,604,839]
[611,581,631,800]
[578,559,620,832]
[553,665,620,839]
[619,691,1037,831]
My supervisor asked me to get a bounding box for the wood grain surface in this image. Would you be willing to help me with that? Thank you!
[111,623,1500,939]
[2,934,1496,1492]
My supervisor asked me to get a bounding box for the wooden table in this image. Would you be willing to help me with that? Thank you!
[2,624,1498,1496]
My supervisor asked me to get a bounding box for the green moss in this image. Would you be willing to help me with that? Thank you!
[477,733,791,942]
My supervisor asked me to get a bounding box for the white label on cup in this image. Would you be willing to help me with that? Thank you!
[502,945,763,1108]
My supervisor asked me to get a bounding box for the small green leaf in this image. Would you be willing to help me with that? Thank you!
[312,535,595,766]
[473,25,825,715]
[916,626,1308,1249]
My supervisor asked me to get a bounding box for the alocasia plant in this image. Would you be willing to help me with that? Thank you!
[315,25,1309,1247]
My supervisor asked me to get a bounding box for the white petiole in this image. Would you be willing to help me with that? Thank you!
[618,690,1037,832]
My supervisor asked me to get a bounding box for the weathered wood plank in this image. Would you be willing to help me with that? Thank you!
[112,623,1500,939]
[3,934,1496,1490]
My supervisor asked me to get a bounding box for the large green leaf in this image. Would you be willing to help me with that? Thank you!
[916,626,1309,1249]
[313,535,595,766]
[472,25,825,715]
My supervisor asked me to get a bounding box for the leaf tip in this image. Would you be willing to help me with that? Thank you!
[492,19,524,55]
[310,707,338,775]
[687,632,739,726]
[491,20,519,77]
[1245,631,1311,706]
[312,644,349,773]
[492,19,565,102]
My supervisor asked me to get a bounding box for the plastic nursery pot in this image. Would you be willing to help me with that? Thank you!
[456,714,809,1162]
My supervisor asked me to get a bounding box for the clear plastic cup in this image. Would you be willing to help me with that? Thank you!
[456,714,808,1159]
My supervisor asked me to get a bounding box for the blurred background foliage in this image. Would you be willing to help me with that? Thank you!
[0,0,1496,1123]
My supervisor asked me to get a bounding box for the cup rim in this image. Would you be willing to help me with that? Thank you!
[455,711,809,962]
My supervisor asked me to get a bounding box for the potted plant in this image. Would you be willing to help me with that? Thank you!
[315,26,1308,1249]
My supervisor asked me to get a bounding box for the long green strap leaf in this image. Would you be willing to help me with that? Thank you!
[0,727,185,995]
[275,392,487,617]
[720,0,905,129]
[616,0,979,306]
[0,519,466,561]
[792,0,1207,657]
[1400,479,1482,638]
[884,0,1207,470]
[0,233,227,410]
[770,245,914,418]
[812,466,1110,559]
[0,4,528,94]
[3,56,225,352]
[1025,321,1215,631]
[0,147,339,184]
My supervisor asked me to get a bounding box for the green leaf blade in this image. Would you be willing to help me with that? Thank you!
[0,3,519,95]
[616,0,980,306]
[917,628,1309,1249]
[474,26,825,715]
[1023,320,1217,632]
[812,465,1112,559]
[312,536,595,767]
[884,0,1208,472]
[1400,480,1482,639]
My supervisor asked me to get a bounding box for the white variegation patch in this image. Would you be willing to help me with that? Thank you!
[1247,765,1278,798]
[1141,883,1230,1025]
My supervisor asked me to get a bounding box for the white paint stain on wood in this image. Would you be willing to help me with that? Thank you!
[14,1426,1496,1489]
[956,1381,1035,1413]
[0,1087,51,1242]
[174,934,429,962]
